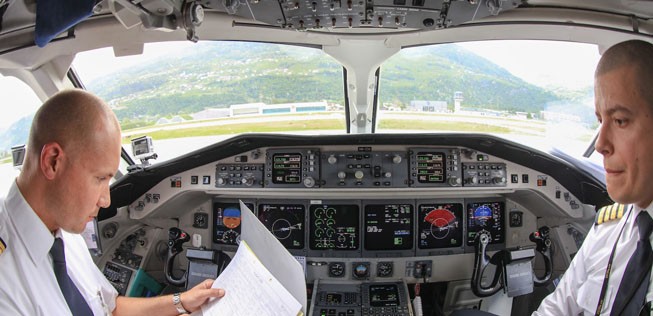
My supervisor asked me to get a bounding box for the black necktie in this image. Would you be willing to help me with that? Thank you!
[50,238,94,316]
[611,211,653,316]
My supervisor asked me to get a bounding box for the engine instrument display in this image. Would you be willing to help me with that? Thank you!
[258,204,305,249]
[364,204,413,251]
[416,152,446,183]
[466,201,505,246]
[309,204,359,250]
[418,203,463,249]
[369,284,400,307]
[213,202,253,245]
[271,153,302,184]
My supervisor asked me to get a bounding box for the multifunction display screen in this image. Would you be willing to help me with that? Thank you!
[271,153,302,184]
[213,202,253,245]
[309,204,359,250]
[416,152,446,183]
[466,201,505,246]
[364,204,413,251]
[258,204,305,249]
[418,203,463,249]
[369,284,400,307]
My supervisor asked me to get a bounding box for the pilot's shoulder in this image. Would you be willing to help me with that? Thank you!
[595,203,627,226]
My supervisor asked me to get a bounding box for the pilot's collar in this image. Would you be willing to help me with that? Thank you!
[5,181,55,265]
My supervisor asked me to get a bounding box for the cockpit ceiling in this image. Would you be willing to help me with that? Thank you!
[1,0,653,49]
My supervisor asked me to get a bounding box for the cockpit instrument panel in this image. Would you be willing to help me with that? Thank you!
[213,202,253,246]
[271,153,302,184]
[309,204,359,251]
[265,149,320,188]
[418,202,463,249]
[465,201,505,246]
[364,202,414,252]
[258,203,305,249]
[409,148,462,187]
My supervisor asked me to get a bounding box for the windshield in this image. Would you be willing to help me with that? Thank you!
[0,39,601,184]
[73,41,346,163]
[377,40,600,158]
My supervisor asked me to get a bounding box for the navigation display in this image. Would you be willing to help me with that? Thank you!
[309,204,359,250]
[364,204,413,251]
[213,202,253,245]
[466,201,505,246]
[418,203,463,249]
[416,152,446,183]
[369,284,400,307]
[271,153,302,184]
[258,204,305,249]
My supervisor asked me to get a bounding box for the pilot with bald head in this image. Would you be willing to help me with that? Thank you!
[0,89,225,315]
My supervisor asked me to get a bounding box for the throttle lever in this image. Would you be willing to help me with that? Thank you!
[529,226,553,286]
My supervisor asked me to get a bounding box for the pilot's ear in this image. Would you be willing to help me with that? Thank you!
[40,142,64,180]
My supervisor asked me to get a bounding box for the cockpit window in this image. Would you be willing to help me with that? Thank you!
[0,75,41,194]
[378,40,600,157]
[72,41,345,163]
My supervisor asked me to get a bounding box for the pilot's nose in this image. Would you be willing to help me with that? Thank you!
[594,123,612,157]
[98,185,111,208]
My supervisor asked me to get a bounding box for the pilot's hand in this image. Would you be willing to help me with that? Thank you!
[180,279,226,313]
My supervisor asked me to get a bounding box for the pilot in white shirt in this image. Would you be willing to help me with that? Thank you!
[533,203,653,315]
[0,181,118,315]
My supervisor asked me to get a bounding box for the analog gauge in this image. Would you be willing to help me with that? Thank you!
[328,262,345,277]
[353,262,370,279]
[377,262,393,277]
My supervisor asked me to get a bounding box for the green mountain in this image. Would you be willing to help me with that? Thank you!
[87,42,562,122]
[1,42,592,152]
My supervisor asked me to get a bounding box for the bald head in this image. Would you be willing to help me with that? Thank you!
[596,40,653,109]
[27,89,120,160]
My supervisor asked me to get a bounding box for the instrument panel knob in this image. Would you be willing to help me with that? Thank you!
[303,176,316,188]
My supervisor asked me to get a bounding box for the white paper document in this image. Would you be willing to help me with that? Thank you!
[199,201,307,316]
[200,240,302,316]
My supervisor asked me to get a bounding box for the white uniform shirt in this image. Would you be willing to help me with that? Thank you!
[534,203,653,315]
[0,181,118,315]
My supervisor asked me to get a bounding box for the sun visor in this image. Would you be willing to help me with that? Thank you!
[34,0,95,47]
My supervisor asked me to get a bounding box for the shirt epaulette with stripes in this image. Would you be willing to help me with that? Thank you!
[0,236,6,255]
[595,203,626,225]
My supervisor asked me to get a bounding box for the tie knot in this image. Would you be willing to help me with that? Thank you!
[636,211,653,241]
[50,237,66,264]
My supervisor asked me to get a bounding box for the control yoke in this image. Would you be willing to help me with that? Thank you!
[471,226,553,298]
[471,230,504,297]
[529,226,553,286]
[165,227,190,287]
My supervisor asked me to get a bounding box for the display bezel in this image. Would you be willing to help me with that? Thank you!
[362,200,415,256]
[464,199,506,249]
[415,200,465,256]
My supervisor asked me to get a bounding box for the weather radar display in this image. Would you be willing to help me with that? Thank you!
[418,203,463,249]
